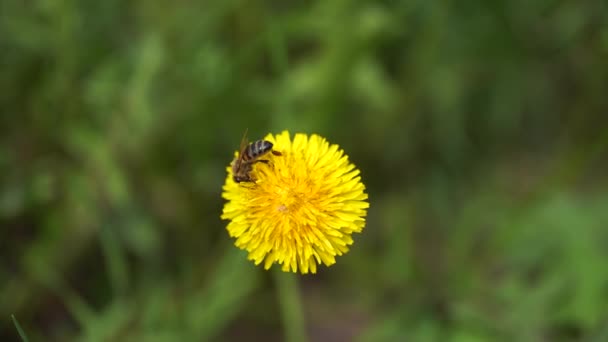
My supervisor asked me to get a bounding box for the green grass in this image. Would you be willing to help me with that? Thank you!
[12,315,29,342]
[1,0,608,340]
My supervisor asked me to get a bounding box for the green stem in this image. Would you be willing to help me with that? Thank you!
[274,271,307,342]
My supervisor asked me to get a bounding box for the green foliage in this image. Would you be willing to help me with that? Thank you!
[11,315,29,342]
[1,0,608,340]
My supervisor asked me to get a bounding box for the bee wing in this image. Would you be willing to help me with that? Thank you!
[239,128,249,154]
[232,129,249,173]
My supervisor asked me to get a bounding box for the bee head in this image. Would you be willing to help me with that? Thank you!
[233,175,249,183]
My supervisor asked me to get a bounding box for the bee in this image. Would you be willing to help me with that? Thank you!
[232,130,282,183]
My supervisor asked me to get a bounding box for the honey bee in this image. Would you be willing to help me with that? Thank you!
[232,130,282,183]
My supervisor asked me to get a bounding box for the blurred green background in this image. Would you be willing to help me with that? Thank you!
[2,0,608,341]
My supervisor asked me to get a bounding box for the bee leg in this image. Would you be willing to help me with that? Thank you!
[252,160,270,165]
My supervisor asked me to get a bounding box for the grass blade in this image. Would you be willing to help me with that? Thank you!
[11,314,30,342]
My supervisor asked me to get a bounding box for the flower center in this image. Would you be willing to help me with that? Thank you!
[275,187,308,214]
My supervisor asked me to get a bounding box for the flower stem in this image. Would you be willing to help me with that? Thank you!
[274,271,307,342]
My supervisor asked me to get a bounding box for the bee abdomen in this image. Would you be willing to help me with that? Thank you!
[246,140,274,159]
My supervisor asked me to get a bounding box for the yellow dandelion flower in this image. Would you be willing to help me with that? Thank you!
[221,131,369,274]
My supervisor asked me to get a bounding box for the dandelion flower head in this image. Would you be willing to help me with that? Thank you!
[221,131,369,274]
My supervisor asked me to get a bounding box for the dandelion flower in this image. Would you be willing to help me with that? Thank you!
[221,131,369,274]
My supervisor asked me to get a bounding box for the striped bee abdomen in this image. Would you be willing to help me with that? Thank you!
[232,135,281,183]
[244,140,274,160]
